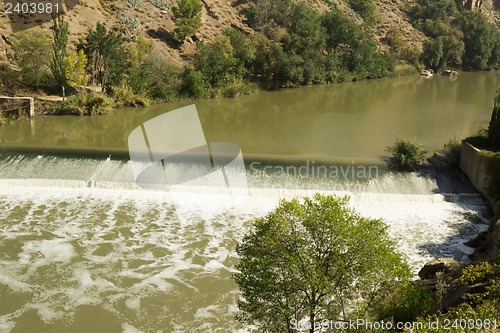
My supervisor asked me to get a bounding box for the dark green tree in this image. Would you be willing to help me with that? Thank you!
[78,23,128,92]
[51,14,68,96]
[172,0,203,42]
[455,11,500,70]
[194,35,236,88]
[235,194,410,332]
[488,91,500,149]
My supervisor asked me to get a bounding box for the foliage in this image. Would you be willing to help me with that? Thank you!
[488,90,500,149]
[12,32,52,90]
[411,0,457,21]
[412,261,500,333]
[51,14,69,96]
[348,0,378,25]
[172,0,203,42]
[128,40,181,101]
[78,22,128,92]
[386,139,428,171]
[194,35,237,88]
[64,50,88,90]
[183,69,206,98]
[455,11,500,70]
[150,0,169,9]
[118,17,140,41]
[442,138,462,167]
[56,92,114,115]
[376,281,435,324]
[235,194,410,332]
[111,85,150,107]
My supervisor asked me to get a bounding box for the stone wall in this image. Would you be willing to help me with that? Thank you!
[459,141,493,206]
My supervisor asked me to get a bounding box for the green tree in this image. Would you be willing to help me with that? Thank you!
[12,32,52,89]
[194,35,236,88]
[172,0,203,42]
[235,194,410,332]
[488,91,500,149]
[78,23,128,92]
[51,14,69,97]
[64,49,88,90]
[411,0,457,21]
[455,11,500,70]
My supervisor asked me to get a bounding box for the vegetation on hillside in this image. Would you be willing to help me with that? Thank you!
[0,0,499,114]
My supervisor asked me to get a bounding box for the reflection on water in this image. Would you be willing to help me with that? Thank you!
[0,72,499,163]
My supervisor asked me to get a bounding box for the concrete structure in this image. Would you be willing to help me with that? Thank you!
[0,96,35,117]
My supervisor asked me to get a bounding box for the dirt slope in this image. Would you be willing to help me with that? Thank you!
[0,0,498,67]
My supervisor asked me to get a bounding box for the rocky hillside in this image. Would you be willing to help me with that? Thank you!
[0,0,499,68]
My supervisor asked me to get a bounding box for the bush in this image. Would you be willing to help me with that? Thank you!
[387,139,427,171]
[112,85,150,107]
[443,138,462,166]
[183,69,206,98]
[56,92,114,115]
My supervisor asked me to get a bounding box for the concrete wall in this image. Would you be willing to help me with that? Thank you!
[0,96,35,117]
[459,141,494,209]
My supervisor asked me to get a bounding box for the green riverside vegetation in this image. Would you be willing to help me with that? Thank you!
[0,0,499,114]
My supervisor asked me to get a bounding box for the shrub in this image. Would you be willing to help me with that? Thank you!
[112,85,150,107]
[183,69,206,98]
[443,138,462,166]
[386,139,427,171]
[56,92,114,115]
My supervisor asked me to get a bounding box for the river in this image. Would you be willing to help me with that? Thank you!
[0,72,498,332]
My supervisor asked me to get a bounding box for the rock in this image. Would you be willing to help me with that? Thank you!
[464,231,488,248]
[442,70,459,78]
[420,69,434,78]
[418,258,461,280]
[455,0,483,11]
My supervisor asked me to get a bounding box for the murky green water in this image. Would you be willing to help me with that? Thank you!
[1,72,498,162]
[0,72,497,332]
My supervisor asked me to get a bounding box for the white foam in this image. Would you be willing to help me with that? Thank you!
[0,179,490,332]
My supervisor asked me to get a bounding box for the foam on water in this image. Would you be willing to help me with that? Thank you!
[0,154,491,332]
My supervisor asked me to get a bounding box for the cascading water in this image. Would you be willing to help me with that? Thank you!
[0,153,491,332]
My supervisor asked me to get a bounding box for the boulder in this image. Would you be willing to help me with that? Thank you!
[442,70,459,77]
[418,258,461,280]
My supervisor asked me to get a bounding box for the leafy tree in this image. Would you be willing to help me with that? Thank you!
[12,32,52,89]
[223,28,256,79]
[235,194,410,332]
[455,11,500,70]
[421,38,444,70]
[194,35,236,88]
[411,0,457,21]
[64,49,88,90]
[172,0,203,42]
[386,139,427,171]
[51,14,69,96]
[78,23,128,92]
